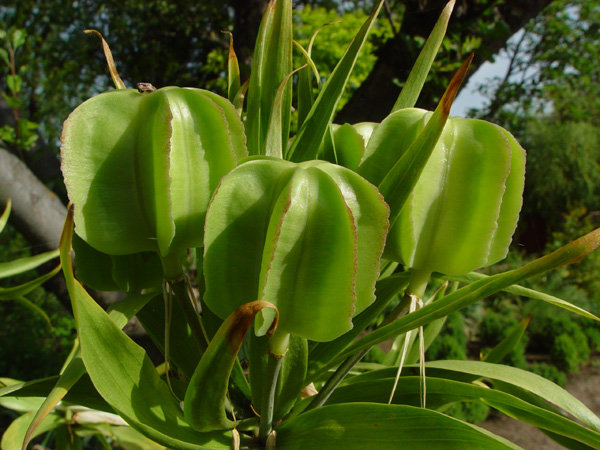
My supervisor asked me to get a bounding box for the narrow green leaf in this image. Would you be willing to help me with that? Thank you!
[112,426,167,450]
[392,0,455,111]
[59,206,234,450]
[292,40,321,85]
[483,314,531,363]
[11,297,51,327]
[445,272,600,322]
[22,357,86,450]
[0,265,60,300]
[326,377,600,449]
[245,0,293,156]
[376,55,473,227]
[0,249,59,279]
[276,403,523,450]
[184,300,278,431]
[426,360,600,432]
[232,80,249,117]
[1,412,63,450]
[0,198,10,234]
[325,227,600,373]
[0,385,44,413]
[287,0,384,162]
[0,374,110,414]
[20,284,159,449]
[223,31,241,104]
[265,66,306,158]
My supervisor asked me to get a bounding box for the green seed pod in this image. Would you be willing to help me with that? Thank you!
[361,109,525,276]
[61,87,247,274]
[203,158,389,342]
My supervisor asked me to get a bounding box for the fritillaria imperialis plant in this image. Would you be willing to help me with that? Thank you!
[3,1,600,450]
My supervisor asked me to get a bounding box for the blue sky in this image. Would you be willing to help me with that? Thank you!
[451,56,510,117]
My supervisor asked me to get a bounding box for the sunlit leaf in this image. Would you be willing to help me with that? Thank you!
[184,300,278,431]
[276,403,523,450]
[445,272,600,322]
[391,0,455,111]
[0,249,59,279]
[287,0,384,162]
[59,206,235,449]
[0,198,10,234]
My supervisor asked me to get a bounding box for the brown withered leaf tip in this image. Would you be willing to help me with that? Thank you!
[224,300,279,346]
[441,53,474,115]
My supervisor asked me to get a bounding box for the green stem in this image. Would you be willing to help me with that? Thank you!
[258,352,284,444]
[305,269,432,412]
[305,347,367,412]
[169,277,208,355]
[407,268,431,299]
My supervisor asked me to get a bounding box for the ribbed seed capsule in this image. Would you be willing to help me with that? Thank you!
[203,158,389,342]
[359,108,525,276]
[61,87,247,274]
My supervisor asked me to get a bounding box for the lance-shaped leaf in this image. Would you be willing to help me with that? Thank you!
[315,226,600,376]
[276,403,523,450]
[324,377,600,448]
[184,300,278,431]
[59,206,236,450]
[287,0,384,162]
[391,0,455,111]
[0,265,60,300]
[203,158,389,342]
[21,291,159,450]
[0,249,59,279]
[445,271,600,322]
[223,31,240,105]
[0,198,10,234]
[61,87,246,274]
[245,0,293,156]
[1,412,63,450]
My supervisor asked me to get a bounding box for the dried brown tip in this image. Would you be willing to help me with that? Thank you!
[84,30,126,90]
[441,53,474,115]
[222,31,236,62]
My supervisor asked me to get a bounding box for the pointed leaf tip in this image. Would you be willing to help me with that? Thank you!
[0,198,11,234]
[559,226,600,266]
[441,53,473,115]
[84,29,126,90]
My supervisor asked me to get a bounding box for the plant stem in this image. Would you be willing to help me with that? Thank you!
[305,292,415,412]
[169,277,208,355]
[258,352,284,444]
[305,271,433,412]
